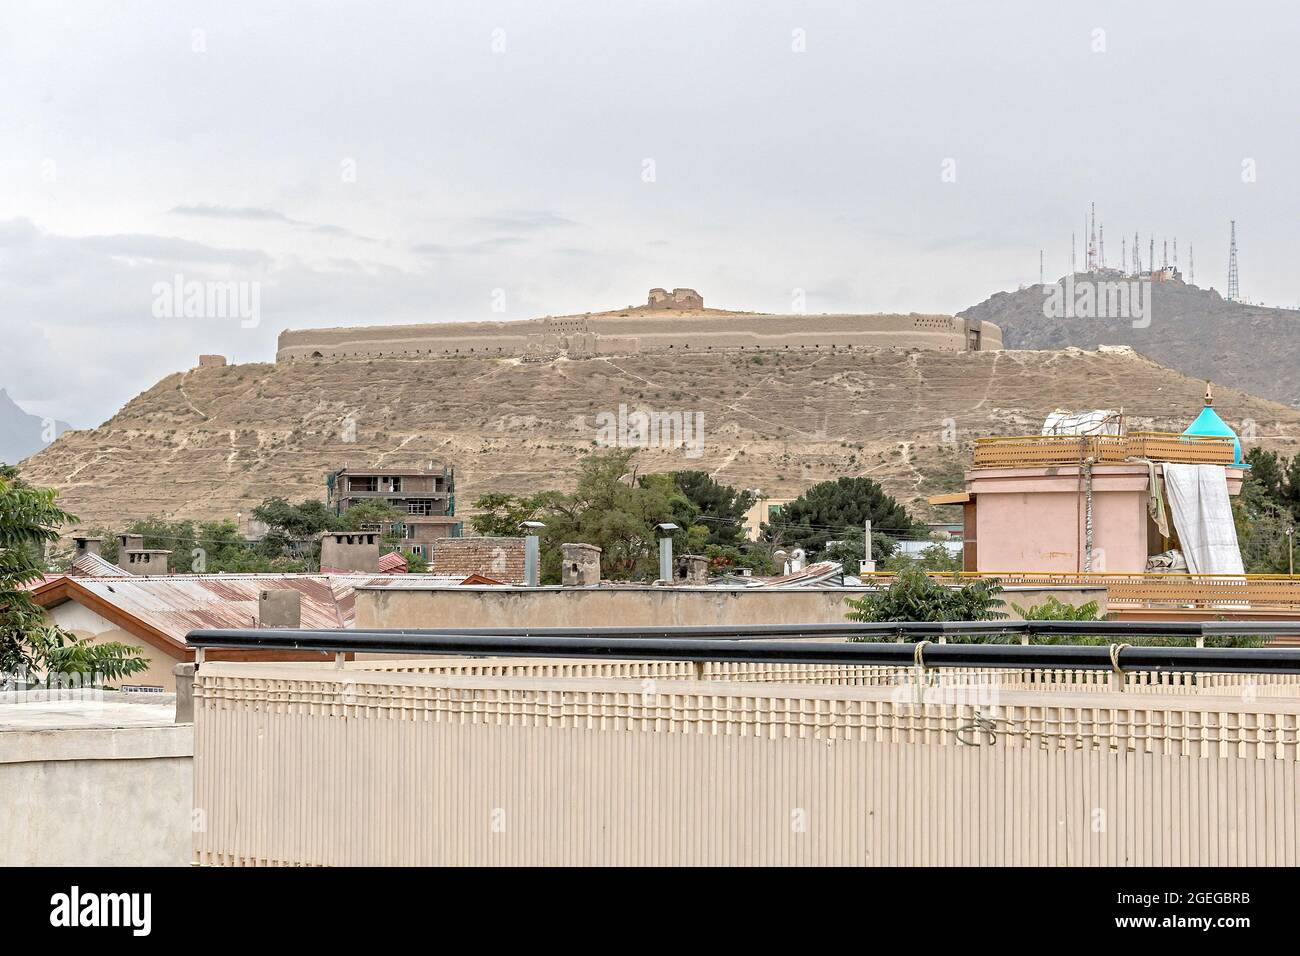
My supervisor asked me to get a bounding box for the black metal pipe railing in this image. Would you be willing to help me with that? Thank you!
[185,622,1300,674]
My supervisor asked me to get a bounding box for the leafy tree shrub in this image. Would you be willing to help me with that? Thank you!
[845,565,1005,635]
[764,476,915,558]
[0,465,147,684]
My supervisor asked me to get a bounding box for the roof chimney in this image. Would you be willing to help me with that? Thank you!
[259,589,302,628]
[319,530,380,573]
[121,549,171,575]
[679,554,710,585]
[560,543,602,586]
[73,536,103,559]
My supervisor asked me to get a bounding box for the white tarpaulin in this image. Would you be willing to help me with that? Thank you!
[1162,464,1245,575]
[1041,409,1122,436]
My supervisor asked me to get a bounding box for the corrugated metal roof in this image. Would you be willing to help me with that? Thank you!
[69,553,131,577]
[64,573,396,644]
[755,561,845,588]
[377,552,408,573]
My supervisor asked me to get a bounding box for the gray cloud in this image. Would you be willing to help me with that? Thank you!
[3,0,1297,427]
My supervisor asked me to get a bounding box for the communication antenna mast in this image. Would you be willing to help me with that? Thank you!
[1149,237,1154,275]
[1039,249,1044,286]
[1121,236,1126,276]
[1088,203,1097,272]
[1133,231,1140,274]
[1173,238,1178,271]
[1162,240,1168,269]
[1099,224,1106,269]
[1071,232,1076,274]
[1227,221,1239,302]
[1189,244,1194,286]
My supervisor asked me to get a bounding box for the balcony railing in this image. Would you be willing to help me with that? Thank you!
[971,431,1235,469]
[858,571,1300,612]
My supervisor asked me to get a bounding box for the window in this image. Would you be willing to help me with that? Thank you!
[406,499,436,515]
[350,476,378,493]
[381,476,402,493]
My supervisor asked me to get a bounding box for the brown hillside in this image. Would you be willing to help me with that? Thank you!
[21,346,1300,531]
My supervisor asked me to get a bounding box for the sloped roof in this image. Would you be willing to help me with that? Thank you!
[377,551,409,573]
[31,573,392,650]
[754,561,845,588]
[69,552,131,577]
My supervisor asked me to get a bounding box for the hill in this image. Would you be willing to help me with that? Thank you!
[0,388,70,466]
[19,346,1300,532]
[960,276,1300,407]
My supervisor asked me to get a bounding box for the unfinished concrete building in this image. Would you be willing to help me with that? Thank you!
[326,464,461,560]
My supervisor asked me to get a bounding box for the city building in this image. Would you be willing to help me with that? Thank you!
[326,463,462,559]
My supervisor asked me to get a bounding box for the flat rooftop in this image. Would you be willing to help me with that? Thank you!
[0,691,176,731]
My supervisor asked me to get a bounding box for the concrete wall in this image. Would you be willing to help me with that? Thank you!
[356,584,1107,631]
[277,312,1002,362]
[0,724,193,866]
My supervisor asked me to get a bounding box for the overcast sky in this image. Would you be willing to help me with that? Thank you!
[3,1,1298,427]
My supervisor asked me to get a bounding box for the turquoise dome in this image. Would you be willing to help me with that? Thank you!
[1183,403,1243,464]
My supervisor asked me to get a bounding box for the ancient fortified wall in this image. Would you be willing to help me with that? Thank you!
[276,288,1003,362]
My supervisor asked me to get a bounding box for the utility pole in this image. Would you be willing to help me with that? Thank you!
[862,519,875,574]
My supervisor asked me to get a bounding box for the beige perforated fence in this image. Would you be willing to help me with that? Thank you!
[331,656,1300,697]
[193,659,1300,866]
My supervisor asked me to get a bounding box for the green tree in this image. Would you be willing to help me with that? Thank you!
[845,565,1005,632]
[654,471,757,548]
[468,492,549,537]
[882,542,962,573]
[0,466,147,684]
[764,476,915,558]
[1010,596,1104,621]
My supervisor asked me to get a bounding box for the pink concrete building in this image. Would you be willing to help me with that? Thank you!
[934,394,1245,575]
[955,461,1243,573]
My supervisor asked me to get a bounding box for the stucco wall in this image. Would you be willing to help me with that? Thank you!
[0,724,193,866]
[46,603,180,690]
[968,463,1239,574]
[356,584,1107,631]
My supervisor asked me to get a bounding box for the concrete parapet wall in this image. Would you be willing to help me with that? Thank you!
[354,584,1107,631]
[0,724,193,866]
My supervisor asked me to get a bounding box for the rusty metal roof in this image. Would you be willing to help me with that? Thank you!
[59,573,394,644]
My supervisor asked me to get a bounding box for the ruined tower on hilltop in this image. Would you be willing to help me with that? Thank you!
[646,287,704,310]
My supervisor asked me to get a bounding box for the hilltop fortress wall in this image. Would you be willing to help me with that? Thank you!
[275,290,1002,362]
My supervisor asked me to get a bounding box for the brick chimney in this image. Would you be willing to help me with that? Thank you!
[560,543,602,586]
[320,530,380,573]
